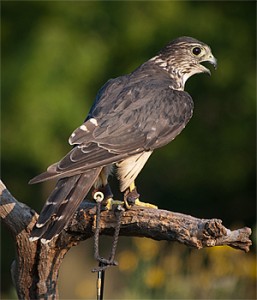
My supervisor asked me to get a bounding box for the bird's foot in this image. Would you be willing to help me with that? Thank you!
[104,198,124,211]
[134,198,158,209]
[124,184,158,209]
[124,187,139,209]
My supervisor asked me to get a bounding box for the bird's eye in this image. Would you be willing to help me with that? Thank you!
[192,47,202,56]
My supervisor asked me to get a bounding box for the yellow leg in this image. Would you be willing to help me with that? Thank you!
[130,182,136,191]
[105,198,124,211]
[124,182,158,209]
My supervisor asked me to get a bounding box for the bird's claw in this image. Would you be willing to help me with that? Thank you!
[104,198,124,211]
[134,198,158,209]
[124,186,158,209]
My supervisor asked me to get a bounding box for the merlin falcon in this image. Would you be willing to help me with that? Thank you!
[30,36,217,242]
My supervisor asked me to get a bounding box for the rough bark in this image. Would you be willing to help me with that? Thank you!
[0,180,252,299]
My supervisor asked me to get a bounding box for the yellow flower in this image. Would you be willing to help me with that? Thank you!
[133,237,160,261]
[144,266,165,288]
[118,250,138,273]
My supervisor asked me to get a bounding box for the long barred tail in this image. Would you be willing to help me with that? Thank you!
[30,168,102,243]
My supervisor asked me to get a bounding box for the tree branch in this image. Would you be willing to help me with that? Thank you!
[68,201,252,252]
[0,180,252,299]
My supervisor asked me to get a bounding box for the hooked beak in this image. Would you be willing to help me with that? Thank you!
[199,54,217,75]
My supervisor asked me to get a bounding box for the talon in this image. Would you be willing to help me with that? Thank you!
[134,198,158,209]
[124,198,132,209]
[124,182,158,209]
[124,182,140,208]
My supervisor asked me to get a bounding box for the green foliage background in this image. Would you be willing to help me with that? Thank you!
[1,1,256,299]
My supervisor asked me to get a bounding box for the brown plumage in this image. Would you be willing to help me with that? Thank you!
[30,36,217,242]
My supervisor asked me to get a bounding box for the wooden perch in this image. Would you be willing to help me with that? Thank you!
[0,180,252,299]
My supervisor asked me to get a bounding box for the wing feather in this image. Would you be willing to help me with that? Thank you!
[30,63,193,184]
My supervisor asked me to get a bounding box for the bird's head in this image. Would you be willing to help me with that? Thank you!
[153,36,217,90]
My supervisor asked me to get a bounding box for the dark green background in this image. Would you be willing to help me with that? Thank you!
[1,1,256,298]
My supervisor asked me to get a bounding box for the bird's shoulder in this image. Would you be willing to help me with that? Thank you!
[70,61,194,149]
[88,61,192,120]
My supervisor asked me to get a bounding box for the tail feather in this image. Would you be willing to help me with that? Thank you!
[35,175,81,227]
[30,167,102,242]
